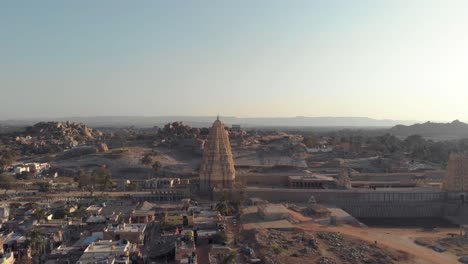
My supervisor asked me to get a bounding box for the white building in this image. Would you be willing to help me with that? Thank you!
[14,166,29,175]
[77,240,131,264]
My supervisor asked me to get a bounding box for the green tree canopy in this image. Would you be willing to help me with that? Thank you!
[140,153,152,165]
[152,161,162,174]
[0,174,15,194]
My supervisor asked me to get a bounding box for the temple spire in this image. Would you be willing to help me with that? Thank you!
[199,117,236,192]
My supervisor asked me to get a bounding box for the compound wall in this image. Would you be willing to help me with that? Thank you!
[243,187,451,218]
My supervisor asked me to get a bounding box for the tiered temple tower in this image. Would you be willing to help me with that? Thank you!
[199,117,236,192]
[444,153,468,192]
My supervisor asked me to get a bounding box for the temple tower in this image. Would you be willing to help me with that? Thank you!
[444,154,468,192]
[199,117,236,192]
[337,168,352,189]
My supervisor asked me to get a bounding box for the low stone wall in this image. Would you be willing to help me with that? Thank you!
[341,202,445,218]
[243,187,451,218]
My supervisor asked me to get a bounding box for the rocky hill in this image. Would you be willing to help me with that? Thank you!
[13,122,106,154]
[155,122,205,155]
[27,121,103,139]
[389,120,468,140]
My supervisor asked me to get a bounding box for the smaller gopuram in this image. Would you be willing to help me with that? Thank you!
[444,153,468,192]
[337,168,352,189]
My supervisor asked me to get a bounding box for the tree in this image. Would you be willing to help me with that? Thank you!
[92,166,112,191]
[303,134,318,148]
[24,202,39,210]
[53,208,67,219]
[0,150,18,168]
[77,169,93,195]
[215,200,229,215]
[78,166,113,194]
[15,256,33,264]
[9,202,21,209]
[0,174,15,194]
[222,253,236,264]
[33,208,48,223]
[140,154,152,165]
[36,182,50,193]
[152,161,162,175]
[25,229,47,256]
[211,232,227,244]
[73,207,89,220]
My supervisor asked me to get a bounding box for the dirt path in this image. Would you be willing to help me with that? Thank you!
[298,224,460,264]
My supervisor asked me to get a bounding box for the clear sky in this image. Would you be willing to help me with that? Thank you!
[1,0,467,121]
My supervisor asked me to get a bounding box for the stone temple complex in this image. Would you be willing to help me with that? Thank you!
[199,117,236,192]
[444,153,468,192]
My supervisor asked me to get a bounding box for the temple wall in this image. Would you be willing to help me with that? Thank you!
[242,188,457,218]
[237,174,289,187]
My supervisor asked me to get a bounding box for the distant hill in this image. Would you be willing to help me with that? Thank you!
[0,116,419,128]
[389,120,468,140]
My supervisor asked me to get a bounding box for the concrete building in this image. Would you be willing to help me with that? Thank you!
[129,210,155,224]
[14,162,50,175]
[103,223,146,244]
[164,211,194,227]
[13,166,29,175]
[199,117,236,192]
[77,240,132,264]
[444,154,468,192]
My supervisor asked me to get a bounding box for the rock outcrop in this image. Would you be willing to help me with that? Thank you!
[14,122,105,154]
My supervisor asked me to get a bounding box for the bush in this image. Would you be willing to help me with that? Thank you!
[9,202,21,209]
[53,209,67,219]
[211,232,228,244]
[273,246,282,255]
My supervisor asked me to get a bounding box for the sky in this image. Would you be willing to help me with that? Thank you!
[1,0,468,121]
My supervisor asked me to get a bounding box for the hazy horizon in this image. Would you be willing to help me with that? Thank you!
[2,1,468,121]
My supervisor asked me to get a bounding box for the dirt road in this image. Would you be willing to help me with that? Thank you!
[298,224,460,264]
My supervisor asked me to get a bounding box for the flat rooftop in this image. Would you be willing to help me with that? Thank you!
[83,240,129,253]
[79,240,130,264]
[105,223,146,233]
